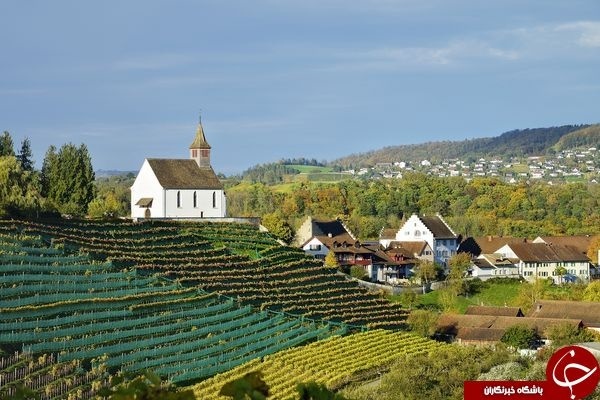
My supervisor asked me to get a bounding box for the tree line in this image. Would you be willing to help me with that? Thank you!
[226,172,600,240]
[0,131,96,218]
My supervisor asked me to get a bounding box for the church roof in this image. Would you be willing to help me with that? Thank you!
[146,159,223,189]
[189,123,211,149]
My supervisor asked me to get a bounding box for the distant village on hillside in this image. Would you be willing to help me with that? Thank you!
[346,147,599,184]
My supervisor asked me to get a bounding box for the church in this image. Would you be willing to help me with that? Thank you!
[130,120,227,220]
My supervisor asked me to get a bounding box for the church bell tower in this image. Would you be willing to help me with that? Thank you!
[189,116,211,169]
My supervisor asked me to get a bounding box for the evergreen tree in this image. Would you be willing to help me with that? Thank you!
[17,138,34,171]
[40,143,96,215]
[0,131,15,157]
[40,145,58,198]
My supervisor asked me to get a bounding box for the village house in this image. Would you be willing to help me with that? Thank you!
[496,242,591,283]
[297,217,409,284]
[130,120,226,220]
[389,214,458,269]
[470,253,520,279]
[436,313,583,346]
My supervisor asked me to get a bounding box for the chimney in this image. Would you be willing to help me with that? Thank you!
[328,233,332,238]
[487,236,492,242]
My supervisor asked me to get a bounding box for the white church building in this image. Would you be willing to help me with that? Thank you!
[130,121,227,220]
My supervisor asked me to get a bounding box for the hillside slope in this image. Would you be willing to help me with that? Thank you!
[333,124,592,167]
[1,219,408,329]
[0,230,333,385]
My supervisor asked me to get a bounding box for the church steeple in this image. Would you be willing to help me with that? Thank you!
[190,116,211,168]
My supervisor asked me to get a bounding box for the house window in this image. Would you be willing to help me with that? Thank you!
[177,191,181,208]
[309,244,321,251]
[193,192,198,208]
[212,191,216,208]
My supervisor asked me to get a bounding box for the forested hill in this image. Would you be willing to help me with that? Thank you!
[332,124,595,168]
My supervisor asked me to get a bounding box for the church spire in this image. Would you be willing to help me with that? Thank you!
[189,115,211,150]
[190,115,211,168]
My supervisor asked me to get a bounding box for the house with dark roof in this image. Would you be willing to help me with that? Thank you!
[436,313,583,345]
[297,217,408,283]
[389,213,458,268]
[465,306,524,317]
[496,242,591,283]
[458,236,529,257]
[529,300,600,332]
[130,120,226,220]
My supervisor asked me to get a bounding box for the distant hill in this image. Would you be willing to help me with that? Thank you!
[96,169,136,178]
[553,125,600,151]
[332,124,596,167]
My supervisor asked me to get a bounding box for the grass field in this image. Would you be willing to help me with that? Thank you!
[392,279,523,313]
[288,164,335,173]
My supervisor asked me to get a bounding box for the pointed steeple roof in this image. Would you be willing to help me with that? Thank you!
[189,122,211,149]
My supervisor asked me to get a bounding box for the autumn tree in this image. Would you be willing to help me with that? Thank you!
[447,252,472,296]
[324,251,338,269]
[0,156,42,217]
[407,309,439,337]
[501,325,539,349]
[261,211,294,243]
[587,236,600,265]
[545,322,599,347]
[514,278,551,313]
[583,281,600,302]
[554,265,567,285]
[414,260,438,284]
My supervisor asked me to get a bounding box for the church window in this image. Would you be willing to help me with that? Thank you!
[193,192,197,208]
[177,191,181,208]
[212,191,216,208]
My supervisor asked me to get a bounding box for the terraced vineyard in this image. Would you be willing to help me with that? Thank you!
[0,352,108,400]
[0,219,408,329]
[191,330,448,400]
[0,233,335,387]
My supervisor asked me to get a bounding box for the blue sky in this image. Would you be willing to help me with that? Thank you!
[1,1,599,174]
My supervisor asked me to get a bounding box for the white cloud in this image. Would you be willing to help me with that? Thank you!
[555,21,600,48]
[323,39,519,72]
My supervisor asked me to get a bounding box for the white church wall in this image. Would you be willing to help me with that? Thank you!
[130,160,165,219]
[164,189,226,218]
